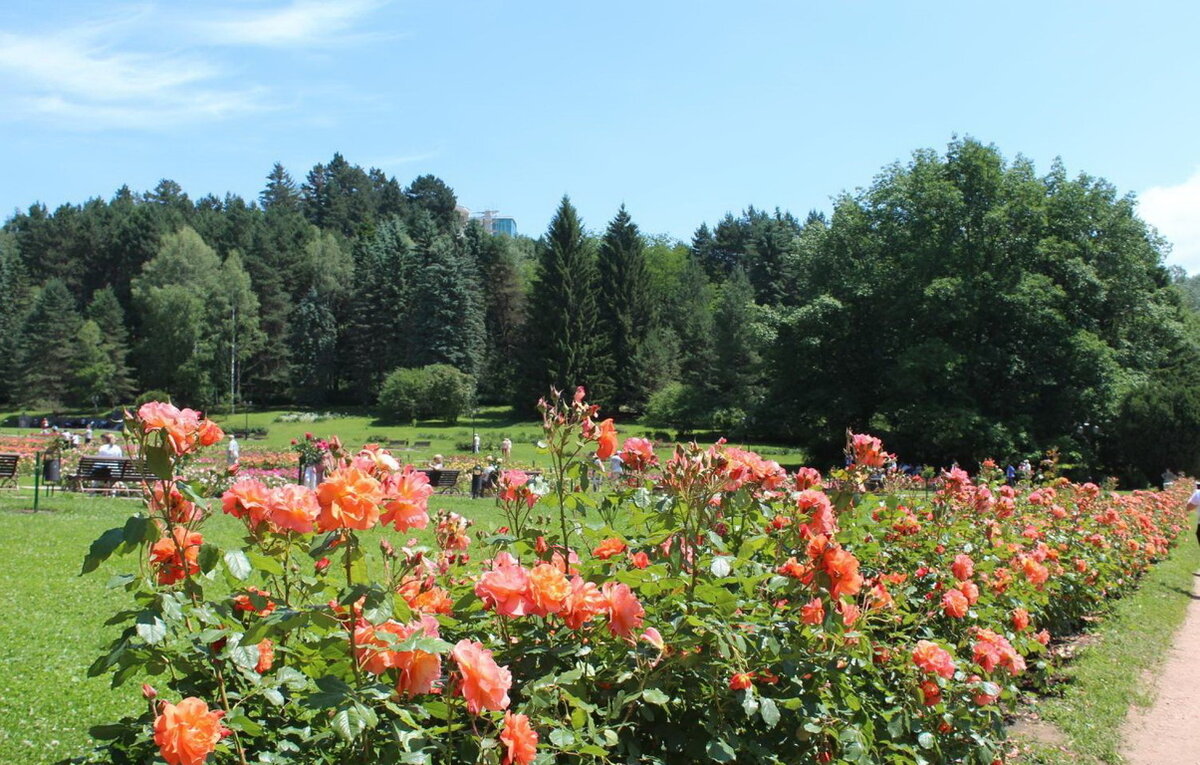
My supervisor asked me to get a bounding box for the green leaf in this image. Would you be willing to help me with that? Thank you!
[332,707,366,742]
[198,543,220,574]
[248,550,285,576]
[759,697,780,728]
[706,739,736,762]
[121,515,150,547]
[224,549,251,581]
[81,527,126,575]
[88,724,128,740]
[135,612,166,645]
[263,688,285,706]
[144,444,173,480]
[917,731,935,750]
[548,728,575,748]
[106,573,135,589]
[641,688,669,706]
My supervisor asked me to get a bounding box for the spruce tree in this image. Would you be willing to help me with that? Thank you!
[597,205,652,411]
[16,279,83,407]
[517,196,606,409]
[260,163,300,211]
[85,287,135,404]
[409,234,486,377]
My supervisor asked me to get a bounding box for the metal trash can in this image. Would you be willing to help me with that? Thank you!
[471,468,484,499]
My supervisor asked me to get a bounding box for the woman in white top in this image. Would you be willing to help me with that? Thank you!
[96,433,123,458]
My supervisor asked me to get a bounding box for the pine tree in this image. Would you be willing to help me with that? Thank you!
[0,233,31,404]
[597,205,652,411]
[86,287,135,404]
[516,196,606,409]
[16,279,83,407]
[464,222,526,402]
[290,288,339,404]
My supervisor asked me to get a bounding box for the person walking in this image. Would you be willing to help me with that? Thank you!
[227,435,240,467]
[501,437,512,461]
[1188,481,1200,547]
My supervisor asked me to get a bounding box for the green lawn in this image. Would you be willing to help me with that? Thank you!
[0,490,506,765]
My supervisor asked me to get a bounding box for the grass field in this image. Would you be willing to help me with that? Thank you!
[0,490,507,765]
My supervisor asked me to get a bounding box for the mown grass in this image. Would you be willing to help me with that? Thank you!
[1011,540,1200,764]
[0,490,508,765]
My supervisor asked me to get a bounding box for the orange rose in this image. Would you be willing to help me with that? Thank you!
[594,418,618,460]
[601,581,644,639]
[222,479,272,529]
[591,537,627,560]
[500,712,539,765]
[561,576,607,630]
[941,589,969,618]
[821,546,863,600]
[153,697,227,765]
[149,527,203,585]
[137,402,222,456]
[267,484,320,534]
[451,639,511,714]
[800,597,825,625]
[255,639,274,674]
[232,586,275,617]
[528,562,570,616]
[912,640,956,679]
[380,466,434,532]
[356,616,442,695]
[315,467,382,531]
[620,437,657,471]
[729,672,754,690]
[951,553,975,581]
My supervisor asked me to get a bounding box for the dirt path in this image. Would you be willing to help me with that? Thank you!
[1121,572,1200,764]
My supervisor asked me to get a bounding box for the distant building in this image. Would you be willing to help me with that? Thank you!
[469,209,518,237]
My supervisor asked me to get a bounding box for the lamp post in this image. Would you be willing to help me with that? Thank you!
[1076,421,1101,481]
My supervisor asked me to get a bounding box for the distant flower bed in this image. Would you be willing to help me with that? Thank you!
[273,411,348,423]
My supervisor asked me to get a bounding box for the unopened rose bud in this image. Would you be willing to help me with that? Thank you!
[315,557,331,574]
[380,539,395,558]
[141,683,157,700]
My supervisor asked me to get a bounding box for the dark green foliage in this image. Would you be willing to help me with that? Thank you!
[344,218,416,402]
[16,279,83,407]
[464,222,527,403]
[409,234,486,377]
[516,197,607,409]
[85,287,135,405]
[378,364,476,423]
[289,289,339,405]
[597,206,653,411]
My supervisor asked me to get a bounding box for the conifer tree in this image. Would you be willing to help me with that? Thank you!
[86,287,135,404]
[409,234,486,377]
[597,205,652,411]
[516,196,606,409]
[16,279,83,407]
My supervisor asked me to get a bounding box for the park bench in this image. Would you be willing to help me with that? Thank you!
[68,457,157,495]
[412,440,432,449]
[0,453,18,489]
[418,468,461,495]
[384,439,409,449]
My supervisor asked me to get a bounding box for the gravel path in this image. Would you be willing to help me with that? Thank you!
[1121,571,1200,764]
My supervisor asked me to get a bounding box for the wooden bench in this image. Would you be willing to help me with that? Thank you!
[418,468,461,494]
[384,439,409,449]
[0,453,18,489]
[412,440,432,449]
[69,457,157,495]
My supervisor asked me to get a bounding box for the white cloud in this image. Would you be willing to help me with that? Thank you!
[1139,169,1200,274]
[0,25,267,129]
[197,0,387,47]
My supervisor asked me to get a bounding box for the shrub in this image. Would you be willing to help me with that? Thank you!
[378,364,476,423]
[135,389,172,407]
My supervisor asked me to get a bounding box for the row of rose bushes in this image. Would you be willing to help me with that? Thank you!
[73,392,1190,764]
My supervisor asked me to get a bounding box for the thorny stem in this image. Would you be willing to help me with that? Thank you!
[214,663,249,765]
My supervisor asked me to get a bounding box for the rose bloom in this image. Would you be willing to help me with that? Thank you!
[138,402,223,457]
[973,629,1025,675]
[356,615,442,696]
[451,639,512,714]
[821,547,864,600]
[501,712,539,765]
[912,640,956,679]
[222,479,273,529]
[153,697,228,765]
[150,485,202,524]
[620,437,657,472]
[840,602,861,627]
[562,576,608,630]
[232,586,275,617]
[796,490,837,537]
[849,432,888,468]
[602,581,645,639]
[800,597,825,625]
[629,551,650,569]
[255,639,274,674]
[959,580,980,605]
[316,467,383,531]
[729,672,755,690]
[268,484,321,534]
[969,674,999,706]
[951,554,974,581]
[398,578,454,615]
[942,589,969,619]
[592,537,628,560]
[380,466,434,532]
[592,418,618,460]
[475,552,534,617]
[498,470,537,509]
[919,679,942,706]
[150,527,203,585]
[1012,608,1031,632]
[794,466,822,491]
[528,562,570,616]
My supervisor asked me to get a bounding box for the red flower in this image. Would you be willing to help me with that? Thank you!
[594,418,618,460]
[620,437,657,471]
[149,527,203,585]
[729,672,754,690]
[821,546,863,600]
[800,597,825,625]
[951,554,974,581]
[1012,608,1030,632]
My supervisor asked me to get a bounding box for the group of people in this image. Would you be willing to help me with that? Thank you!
[1003,460,1035,486]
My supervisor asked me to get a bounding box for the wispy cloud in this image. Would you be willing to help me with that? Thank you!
[196,0,388,47]
[0,1,389,130]
[372,150,439,168]
[1139,169,1200,274]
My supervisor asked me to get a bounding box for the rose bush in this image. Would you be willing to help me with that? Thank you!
[75,393,1189,763]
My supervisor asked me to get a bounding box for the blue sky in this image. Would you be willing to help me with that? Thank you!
[3,1,1200,269]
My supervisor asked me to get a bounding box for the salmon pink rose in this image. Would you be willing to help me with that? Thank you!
[912,640,956,679]
[475,552,534,617]
[315,467,383,531]
[153,697,228,765]
[149,527,203,585]
[500,712,538,765]
[602,581,644,639]
[268,484,320,534]
[451,639,512,714]
[620,437,657,471]
[380,466,434,532]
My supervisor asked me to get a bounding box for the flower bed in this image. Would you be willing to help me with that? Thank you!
[77,394,1189,764]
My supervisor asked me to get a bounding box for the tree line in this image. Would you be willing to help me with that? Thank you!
[3,139,1198,485]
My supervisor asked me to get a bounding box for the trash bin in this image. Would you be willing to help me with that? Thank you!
[43,456,61,483]
[470,468,484,499]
